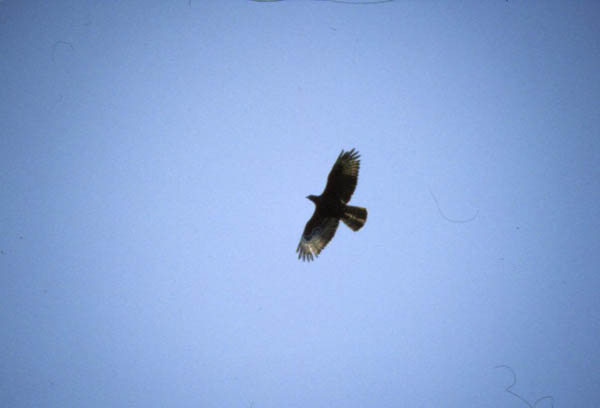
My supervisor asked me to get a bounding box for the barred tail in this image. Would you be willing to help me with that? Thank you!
[342,205,367,231]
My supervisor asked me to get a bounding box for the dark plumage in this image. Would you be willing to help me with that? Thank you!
[297,148,368,261]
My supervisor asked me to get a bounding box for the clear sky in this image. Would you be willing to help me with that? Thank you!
[1,1,599,407]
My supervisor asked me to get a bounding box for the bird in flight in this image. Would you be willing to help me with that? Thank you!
[297,148,368,261]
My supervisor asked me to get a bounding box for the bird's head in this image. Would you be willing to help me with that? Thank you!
[306,195,319,204]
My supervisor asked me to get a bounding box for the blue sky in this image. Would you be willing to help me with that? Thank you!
[1,1,599,407]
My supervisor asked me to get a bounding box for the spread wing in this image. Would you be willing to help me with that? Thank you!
[296,214,340,262]
[323,148,361,204]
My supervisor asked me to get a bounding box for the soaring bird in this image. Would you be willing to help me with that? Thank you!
[297,148,368,261]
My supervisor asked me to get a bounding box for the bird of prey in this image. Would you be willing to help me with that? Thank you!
[297,148,368,261]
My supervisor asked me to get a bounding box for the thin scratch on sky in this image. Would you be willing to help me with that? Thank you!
[429,188,479,224]
[315,0,394,4]
[51,40,74,63]
[495,365,554,407]
[250,0,393,3]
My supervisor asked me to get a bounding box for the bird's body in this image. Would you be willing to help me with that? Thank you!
[307,194,345,218]
[297,148,367,261]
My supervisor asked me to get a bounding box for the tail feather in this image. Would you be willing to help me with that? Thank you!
[342,205,367,231]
